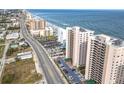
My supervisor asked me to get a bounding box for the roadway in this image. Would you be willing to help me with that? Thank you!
[20,19,66,84]
[0,41,11,79]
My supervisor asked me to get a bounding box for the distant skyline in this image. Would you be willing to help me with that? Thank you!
[0,0,124,9]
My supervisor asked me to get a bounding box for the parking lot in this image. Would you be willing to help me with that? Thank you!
[58,58,85,84]
[37,37,85,84]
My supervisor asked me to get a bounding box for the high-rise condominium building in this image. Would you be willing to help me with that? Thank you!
[66,26,94,67]
[28,19,46,36]
[85,34,124,84]
[29,19,46,30]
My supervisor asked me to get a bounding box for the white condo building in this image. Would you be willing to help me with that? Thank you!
[57,28,66,43]
[66,26,94,67]
[85,34,124,84]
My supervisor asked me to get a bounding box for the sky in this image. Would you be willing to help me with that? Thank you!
[0,0,124,9]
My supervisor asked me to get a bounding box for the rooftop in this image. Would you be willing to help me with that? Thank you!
[95,34,124,47]
[72,26,87,32]
[67,26,94,33]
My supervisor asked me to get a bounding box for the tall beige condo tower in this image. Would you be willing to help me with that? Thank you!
[28,18,46,36]
[66,26,94,67]
[29,19,46,30]
[85,34,124,84]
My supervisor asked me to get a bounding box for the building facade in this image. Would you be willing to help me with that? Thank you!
[44,27,54,36]
[57,28,66,44]
[85,34,124,84]
[30,19,46,30]
[28,18,46,36]
[66,26,94,67]
[47,22,66,43]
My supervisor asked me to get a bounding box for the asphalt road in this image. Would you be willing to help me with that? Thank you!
[0,41,11,78]
[20,19,66,84]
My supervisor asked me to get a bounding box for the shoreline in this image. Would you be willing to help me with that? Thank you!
[27,10,66,31]
[27,10,95,33]
[26,10,124,41]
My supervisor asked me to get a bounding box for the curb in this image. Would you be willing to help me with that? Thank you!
[39,43,68,84]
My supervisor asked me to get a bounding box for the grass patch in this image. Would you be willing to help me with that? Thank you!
[64,58,72,62]
[6,46,32,58]
[78,66,85,75]
[6,47,18,57]
[85,79,97,84]
[0,45,5,58]
[0,39,5,44]
[2,74,15,83]
[1,58,42,84]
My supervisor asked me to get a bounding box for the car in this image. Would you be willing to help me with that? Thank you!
[75,82,80,84]
[68,76,73,80]
[75,71,79,75]
[80,78,85,81]
[61,65,64,68]
[78,75,82,78]
[59,63,64,67]
[61,66,65,70]
[58,61,61,64]
[63,69,68,74]
[72,68,76,71]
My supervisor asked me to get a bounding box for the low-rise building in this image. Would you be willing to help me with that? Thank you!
[0,27,5,31]
[17,51,32,60]
[10,18,19,27]
[0,31,6,39]
[57,28,66,44]
[30,30,41,36]
[45,27,54,36]
[40,26,54,37]
[26,12,32,20]
[46,22,66,43]
[19,41,28,46]
[6,32,19,40]
[10,44,18,48]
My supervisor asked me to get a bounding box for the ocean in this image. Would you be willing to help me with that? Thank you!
[28,9,124,39]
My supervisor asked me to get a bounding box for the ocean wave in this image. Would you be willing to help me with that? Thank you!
[29,9,124,39]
